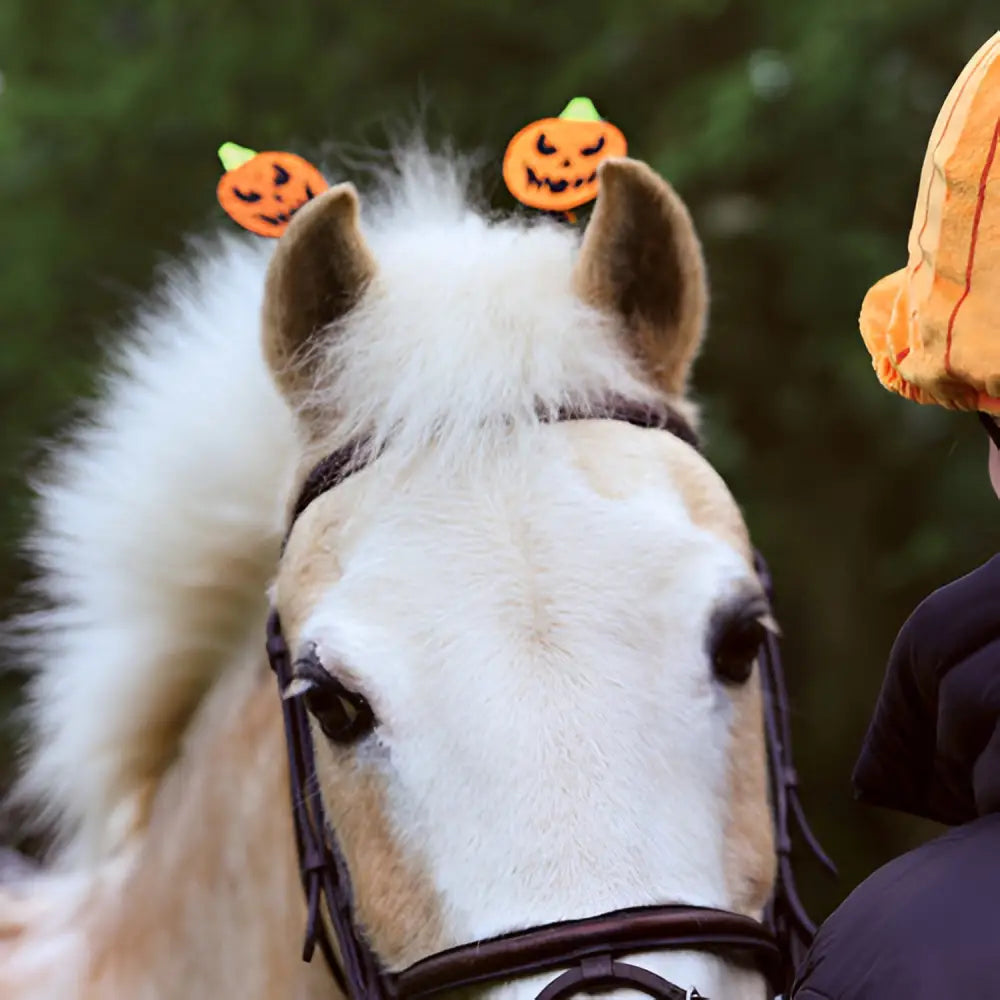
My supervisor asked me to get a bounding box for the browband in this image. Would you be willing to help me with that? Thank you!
[289,395,699,532]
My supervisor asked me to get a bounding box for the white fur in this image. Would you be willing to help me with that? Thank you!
[299,425,761,998]
[304,155,667,464]
[0,855,132,999]
[12,235,296,860]
[7,148,768,998]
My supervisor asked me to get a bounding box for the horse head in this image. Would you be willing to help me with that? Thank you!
[261,154,777,999]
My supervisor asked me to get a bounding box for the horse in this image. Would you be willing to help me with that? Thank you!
[0,147,790,998]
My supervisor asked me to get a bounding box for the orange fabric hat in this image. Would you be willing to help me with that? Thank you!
[859,33,1000,414]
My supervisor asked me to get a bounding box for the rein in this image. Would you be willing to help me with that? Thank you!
[266,398,833,999]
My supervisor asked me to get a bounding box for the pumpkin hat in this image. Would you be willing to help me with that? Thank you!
[502,97,627,213]
[859,32,1000,414]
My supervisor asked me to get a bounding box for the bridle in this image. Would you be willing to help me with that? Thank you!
[265,396,834,999]
[266,398,833,998]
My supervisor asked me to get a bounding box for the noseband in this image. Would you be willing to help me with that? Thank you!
[265,396,834,999]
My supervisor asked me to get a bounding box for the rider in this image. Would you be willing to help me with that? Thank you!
[792,32,1000,1000]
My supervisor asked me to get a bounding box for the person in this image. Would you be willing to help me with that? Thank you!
[792,32,1000,1000]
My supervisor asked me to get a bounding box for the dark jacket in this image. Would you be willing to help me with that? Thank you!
[792,555,1000,999]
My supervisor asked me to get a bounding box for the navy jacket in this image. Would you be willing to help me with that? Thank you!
[792,555,1000,999]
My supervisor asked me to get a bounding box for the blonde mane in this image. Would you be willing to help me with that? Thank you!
[8,148,695,864]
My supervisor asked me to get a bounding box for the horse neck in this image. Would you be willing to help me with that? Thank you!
[82,649,336,1000]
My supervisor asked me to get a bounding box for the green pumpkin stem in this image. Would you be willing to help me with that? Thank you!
[217,141,259,172]
[558,97,602,122]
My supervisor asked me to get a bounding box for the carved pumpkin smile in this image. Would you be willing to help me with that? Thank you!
[503,98,628,212]
[525,164,598,194]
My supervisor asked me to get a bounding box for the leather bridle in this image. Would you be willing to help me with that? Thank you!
[265,396,834,999]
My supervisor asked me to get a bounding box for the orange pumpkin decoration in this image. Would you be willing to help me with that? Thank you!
[503,97,628,213]
[216,142,329,237]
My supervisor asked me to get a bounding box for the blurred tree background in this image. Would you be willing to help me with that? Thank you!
[1,0,998,920]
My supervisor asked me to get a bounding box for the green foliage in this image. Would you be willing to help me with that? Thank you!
[1,0,998,915]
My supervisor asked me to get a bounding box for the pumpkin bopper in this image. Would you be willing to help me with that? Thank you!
[216,142,329,238]
[502,97,628,213]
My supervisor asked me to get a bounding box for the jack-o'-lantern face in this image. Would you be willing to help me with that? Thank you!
[503,97,628,213]
[216,143,329,237]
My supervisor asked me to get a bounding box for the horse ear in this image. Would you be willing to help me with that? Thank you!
[573,159,708,397]
[262,183,377,399]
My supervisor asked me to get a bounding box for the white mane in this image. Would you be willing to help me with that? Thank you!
[8,148,679,863]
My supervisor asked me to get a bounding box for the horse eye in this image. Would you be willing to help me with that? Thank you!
[292,656,376,744]
[711,615,767,685]
[580,136,606,156]
[536,133,557,155]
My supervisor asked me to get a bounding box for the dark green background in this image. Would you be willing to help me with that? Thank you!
[2,0,998,919]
